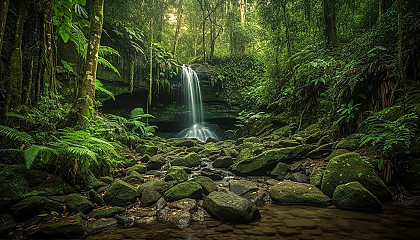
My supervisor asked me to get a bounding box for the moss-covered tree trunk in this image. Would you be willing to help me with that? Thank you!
[6,0,27,110]
[323,0,338,46]
[0,0,9,58]
[77,0,104,120]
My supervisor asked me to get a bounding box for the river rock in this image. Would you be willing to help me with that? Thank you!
[147,155,166,170]
[87,218,118,234]
[124,171,144,184]
[212,156,233,168]
[269,181,331,206]
[203,191,260,223]
[168,198,197,211]
[136,144,158,156]
[270,162,288,180]
[88,190,105,206]
[325,149,351,161]
[31,174,75,196]
[310,169,323,188]
[89,207,125,219]
[11,196,63,220]
[103,179,138,206]
[65,194,94,213]
[321,152,392,200]
[165,166,188,182]
[171,153,201,167]
[38,215,85,238]
[335,136,360,151]
[140,187,162,207]
[164,182,203,202]
[229,180,259,196]
[201,168,224,180]
[158,209,191,229]
[138,180,174,195]
[333,182,382,211]
[190,176,217,195]
[127,164,147,174]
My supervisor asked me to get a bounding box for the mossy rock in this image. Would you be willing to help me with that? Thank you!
[206,137,218,143]
[171,153,201,167]
[127,164,147,175]
[11,196,63,220]
[120,156,137,168]
[140,187,162,207]
[87,218,118,234]
[99,176,113,185]
[88,189,105,206]
[165,167,188,183]
[38,215,85,238]
[236,145,265,162]
[190,176,217,195]
[164,182,203,202]
[65,194,94,213]
[326,149,350,161]
[138,180,174,195]
[242,137,262,144]
[89,207,125,219]
[212,156,233,168]
[333,182,382,211]
[321,152,392,200]
[335,135,360,151]
[203,191,260,223]
[310,169,323,188]
[203,142,221,152]
[270,162,288,180]
[269,181,331,206]
[140,154,151,163]
[76,170,102,190]
[103,179,138,206]
[0,164,32,207]
[173,139,196,148]
[271,125,292,138]
[124,171,144,185]
[136,144,158,156]
[31,175,75,196]
[147,155,166,170]
[221,148,237,158]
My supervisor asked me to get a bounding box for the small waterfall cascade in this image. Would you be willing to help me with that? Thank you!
[177,65,218,142]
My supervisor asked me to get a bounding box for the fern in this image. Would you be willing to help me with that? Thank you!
[0,125,34,144]
[24,145,58,169]
[95,79,115,100]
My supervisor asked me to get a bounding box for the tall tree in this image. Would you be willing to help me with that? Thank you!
[77,0,104,119]
[173,0,184,57]
[323,0,338,46]
[0,0,9,58]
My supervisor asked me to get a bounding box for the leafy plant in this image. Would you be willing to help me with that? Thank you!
[336,100,361,123]
[0,125,34,145]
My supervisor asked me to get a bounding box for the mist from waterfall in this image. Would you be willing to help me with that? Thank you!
[177,65,218,142]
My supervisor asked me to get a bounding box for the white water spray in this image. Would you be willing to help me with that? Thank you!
[177,65,218,142]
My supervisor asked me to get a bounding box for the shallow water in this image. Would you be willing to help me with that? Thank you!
[87,203,420,240]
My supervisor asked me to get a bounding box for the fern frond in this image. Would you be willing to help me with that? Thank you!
[0,125,34,144]
[98,56,120,76]
[24,145,58,169]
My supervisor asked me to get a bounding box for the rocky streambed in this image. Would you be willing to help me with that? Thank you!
[2,132,420,239]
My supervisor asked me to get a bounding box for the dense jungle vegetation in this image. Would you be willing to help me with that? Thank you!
[0,0,420,239]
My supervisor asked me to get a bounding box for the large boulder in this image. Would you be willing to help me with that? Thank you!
[164,182,203,202]
[229,180,259,196]
[212,156,233,168]
[87,218,118,234]
[65,195,94,213]
[230,146,313,175]
[335,136,360,151]
[203,191,260,223]
[270,162,288,180]
[171,153,201,167]
[321,152,392,200]
[103,179,138,206]
[190,176,217,195]
[138,180,174,195]
[269,181,331,206]
[333,182,382,211]
[11,196,63,220]
[124,171,144,185]
[31,175,75,196]
[88,190,105,206]
[147,155,166,170]
[165,166,188,183]
[140,187,162,207]
[38,215,85,238]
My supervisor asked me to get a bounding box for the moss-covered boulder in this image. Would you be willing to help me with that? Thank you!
[333,182,382,211]
[88,190,105,206]
[87,218,118,234]
[140,187,162,206]
[270,162,288,180]
[89,207,125,219]
[136,144,158,156]
[164,182,203,202]
[310,169,323,188]
[103,179,138,206]
[165,167,188,183]
[212,156,233,168]
[147,155,166,170]
[127,164,147,175]
[31,175,75,196]
[335,135,360,151]
[321,152,392,200]
[65,194,94,213]
[76,170,102,190]
[229,180,259,196]
[171,153,201,167]
[269,181,331,206]
[173,139,196,147]
[11,196,63,220]
[124,171,144,185]
[38,215,85,238]
[326,149,350,161]
[236,145,265,162]
[190,176,217,195]
[0,164,32,207]
[203,191,260,223]
[138,180,174,195]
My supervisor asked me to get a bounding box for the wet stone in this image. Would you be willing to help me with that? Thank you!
[168,198,197,211]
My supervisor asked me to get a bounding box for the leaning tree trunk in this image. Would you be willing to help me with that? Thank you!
[323,0,338,46]
[6,0,27,111]
[0,0,9,59]
[77,0,104,120]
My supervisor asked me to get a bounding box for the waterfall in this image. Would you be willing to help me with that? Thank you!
[177,65,218,142]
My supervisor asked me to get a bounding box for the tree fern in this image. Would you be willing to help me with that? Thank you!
[0,125,34,144]
[24,145,58,169]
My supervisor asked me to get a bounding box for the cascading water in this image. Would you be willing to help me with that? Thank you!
[177,65,218,142]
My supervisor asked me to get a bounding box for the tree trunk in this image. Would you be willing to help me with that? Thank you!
[77,0,104,119]
[0,0,9,58]
[240,0,246,27]
[378,0,393,22]
[129,56,134,94]
[173,0,183,57]
[282,2,292,59]
[323,0,338,46]
[202,5,206,63]
[210,14,216,61]
[148,19,153,114]
[6,0,27,110]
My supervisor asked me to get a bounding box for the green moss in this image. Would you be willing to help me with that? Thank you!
[332,182,381,211]
[190,176,217,195]
[138,180,174,195]
[164,182,203,202]
[269,181,331,206]
[335,135,360,151]
[103,179,138,206]
[31,175,75,196]
[165,167,188,183]
[89,207,125,219]
[11,196,63,220]
[65,194,94,213]
[146,155,166,170]
[136,144,158,156]
[326,149,350,161]
[171,153,201,167]
[0,164,31,207]
[127,164,147,174]
[310,169,323,188]
[270,162,288,180]
[39,215,85,237]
